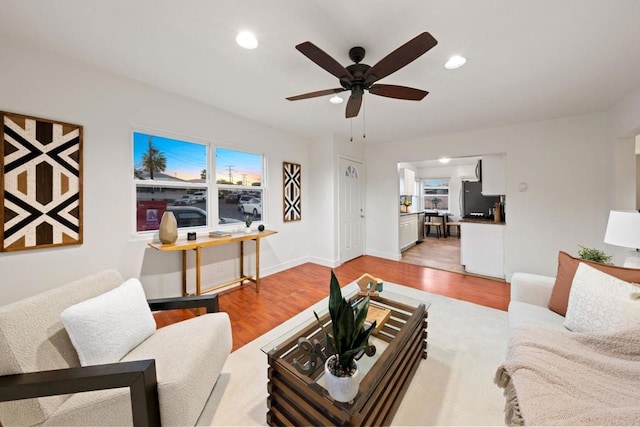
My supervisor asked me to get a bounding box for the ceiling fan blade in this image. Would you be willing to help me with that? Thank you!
[363,32,438,84]
[286,88,346,101]
[345,91,363,118]
[296,41,354,80]
[369,84,428,100]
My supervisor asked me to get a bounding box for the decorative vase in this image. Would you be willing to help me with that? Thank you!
[324,355,360,403]
[244,227,251,234]
[159,211,178,244]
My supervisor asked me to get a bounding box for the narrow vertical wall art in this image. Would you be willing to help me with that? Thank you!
[283,161,301,222]
[1,112,83,251]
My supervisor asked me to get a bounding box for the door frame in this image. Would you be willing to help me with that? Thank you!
[338,155,366,264]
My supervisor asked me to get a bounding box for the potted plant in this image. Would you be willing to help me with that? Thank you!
[244,215,253,233]
[578,245,613,264]
[314,271,376,403]
[431,197,442,210]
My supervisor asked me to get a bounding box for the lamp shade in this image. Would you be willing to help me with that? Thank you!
[604,210,640,249]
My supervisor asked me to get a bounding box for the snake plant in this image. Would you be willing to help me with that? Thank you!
[315,271,376,376]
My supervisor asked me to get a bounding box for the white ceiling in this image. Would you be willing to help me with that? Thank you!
[1,0,640,145]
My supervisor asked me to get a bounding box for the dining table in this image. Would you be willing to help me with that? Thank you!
[424,210,451,237]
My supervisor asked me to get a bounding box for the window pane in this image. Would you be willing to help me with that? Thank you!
[134,132,207,182]
[423,179,449,210]
[425,195,449,210]
[215,148,262,186]
[136,187,207,231]
[217,189,263,224]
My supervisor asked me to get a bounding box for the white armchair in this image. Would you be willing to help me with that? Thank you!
[0,270,232,426]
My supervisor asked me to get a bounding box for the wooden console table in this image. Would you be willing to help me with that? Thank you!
[148,230,277,295]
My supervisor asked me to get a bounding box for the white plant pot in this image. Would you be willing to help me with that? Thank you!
[244,227,251,234]
[324,355,360,403]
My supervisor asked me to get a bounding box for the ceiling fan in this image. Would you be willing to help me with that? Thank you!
[286,32,438,119]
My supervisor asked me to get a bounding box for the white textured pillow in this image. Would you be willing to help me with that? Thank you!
[564,263,640,332]
[61,278,156,366]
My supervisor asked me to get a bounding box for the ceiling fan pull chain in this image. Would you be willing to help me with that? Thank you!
[350,118,353,142]
[363,96,366,139]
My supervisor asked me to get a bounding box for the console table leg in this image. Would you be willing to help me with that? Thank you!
[195,246,202,296]
[181,251,187,296]
[240,241,245,285]
[255,238,261,293]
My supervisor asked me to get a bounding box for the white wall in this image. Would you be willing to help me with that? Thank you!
[0,40,312,305]
[365,113,616,278]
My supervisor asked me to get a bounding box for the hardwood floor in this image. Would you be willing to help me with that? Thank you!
[153,255,510,351]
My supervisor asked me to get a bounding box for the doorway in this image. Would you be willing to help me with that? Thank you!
[397,157,479,274]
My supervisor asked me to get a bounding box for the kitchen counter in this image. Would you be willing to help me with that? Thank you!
[460,218,505,225]
[460,221,505,278]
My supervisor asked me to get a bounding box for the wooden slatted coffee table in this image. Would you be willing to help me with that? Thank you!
[261,289,429,426]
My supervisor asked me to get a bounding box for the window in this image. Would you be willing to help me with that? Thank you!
[215,147,264,224]
[133,131,208,233]
[133,132,266,234]
[423,178,449,210]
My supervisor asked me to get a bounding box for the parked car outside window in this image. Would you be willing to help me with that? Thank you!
[241,198,262,217]
[192,191,206,202]
[167,206,207,227]
[237,195,253,211]
[225,192,240,203]
[173,194,195,206]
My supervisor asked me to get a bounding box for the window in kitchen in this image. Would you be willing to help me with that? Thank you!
[215,147,264,225]
[423,178,449,210]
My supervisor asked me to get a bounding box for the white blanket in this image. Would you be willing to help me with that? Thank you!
[495,326,640,426]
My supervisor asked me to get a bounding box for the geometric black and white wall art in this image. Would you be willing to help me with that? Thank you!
[1,112,83,251]
[283,161,301,222]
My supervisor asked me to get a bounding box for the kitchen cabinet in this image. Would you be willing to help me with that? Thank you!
[399,214,418,251]
[481,154,506,195]
[460,222,505,278]
[399,168,416,196]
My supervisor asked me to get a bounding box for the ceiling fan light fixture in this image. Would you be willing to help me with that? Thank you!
[444,55,466,70]
[236,31,258,49]
[329,95,343,104]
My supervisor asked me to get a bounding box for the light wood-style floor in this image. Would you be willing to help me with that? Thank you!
[154,255,510,351]
[401,235,464,274]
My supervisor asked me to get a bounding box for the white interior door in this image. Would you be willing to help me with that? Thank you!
[339,157,365,263]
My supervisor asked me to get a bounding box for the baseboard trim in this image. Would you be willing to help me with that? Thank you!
[366,249,401,262]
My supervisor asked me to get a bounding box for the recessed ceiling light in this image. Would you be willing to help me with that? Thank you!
[329,95,343,104]
[439,157,451,164]
[236,31,258,49]
[444,55,466,70]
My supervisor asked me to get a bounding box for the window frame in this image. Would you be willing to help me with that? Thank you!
[422,178,450,211]
[131,129,267,238]
[214,145,266,226]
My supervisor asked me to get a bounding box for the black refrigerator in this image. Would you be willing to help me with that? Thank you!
[461,181,500,217]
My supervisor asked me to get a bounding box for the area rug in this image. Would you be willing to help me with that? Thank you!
[196,281,508,426]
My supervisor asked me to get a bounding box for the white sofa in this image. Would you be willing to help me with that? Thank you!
[508,272,566,331]
[0,270,232,426]
[501,267,640,425]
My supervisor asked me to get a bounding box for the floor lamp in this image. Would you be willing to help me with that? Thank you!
[603,210,640,268]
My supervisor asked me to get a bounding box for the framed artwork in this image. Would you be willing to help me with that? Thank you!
[1,112,83,251]
[283,161,301,222]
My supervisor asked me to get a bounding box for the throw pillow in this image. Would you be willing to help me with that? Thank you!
[548,251,640,316]
[61,277,156,366]
[564,263,640,332]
